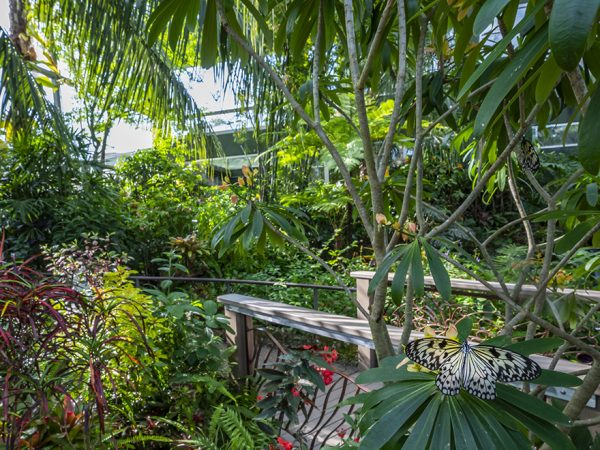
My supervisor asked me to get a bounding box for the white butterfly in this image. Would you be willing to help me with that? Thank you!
[404,338,541,400]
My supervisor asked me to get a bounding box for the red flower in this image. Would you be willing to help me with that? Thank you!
[354,437,360,443]
[257,395,264,401]
[277,436,293,450]
[291,387,301,397]
[302,344,313,350]
[337,428,346,439]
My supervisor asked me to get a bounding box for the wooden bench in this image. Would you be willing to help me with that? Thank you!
[351,271,600,304]
[218,293,599,410]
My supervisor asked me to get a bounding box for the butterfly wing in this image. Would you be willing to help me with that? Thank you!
[405,338,462,371]
[435,350,464,396]
[519,138,540,172]
[462,351,498,400]
[472,345,542,382]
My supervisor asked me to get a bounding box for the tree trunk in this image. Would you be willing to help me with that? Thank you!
[8,0,35,60]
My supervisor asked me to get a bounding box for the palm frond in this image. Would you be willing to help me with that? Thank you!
[34,0,220,158]
[0,27,72,145]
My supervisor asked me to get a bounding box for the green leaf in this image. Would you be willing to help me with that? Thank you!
[549,0,600,71]
[421,240,451,301]
[532,209,600,221]
[496,384,572,426]
[555,219,595,254]
[368,245,408,295]
[480,335,512,347]
[168,1,187,51]
[203,300,218,316]
[409,241,425,297]
[463,397,530,450]
[473,25,549,137]
[456,317,473,342]
[428,398,452,450]
[391,244,413,305]
[505,337,563,355]
[586,183,599,206]
[147,0,178,44]
[359,385,433,449]
[448,397,479,450]
[355,366,433,384]
[459,399,498,449]
[473,0,512,36]
[579,86,600,174]
[535,55,562,104]
[499,401,576,450]
[200,0,218,68]
[536,369,583,388]
[401,395,441,449]
[457,1,544,100]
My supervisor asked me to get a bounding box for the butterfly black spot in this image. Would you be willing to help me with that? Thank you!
[489,348,500,358]
[439,340,447,349]
[428,341,434,348]
[506,352,514,361]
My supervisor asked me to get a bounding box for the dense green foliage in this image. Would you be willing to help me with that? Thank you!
[2,0,600,448]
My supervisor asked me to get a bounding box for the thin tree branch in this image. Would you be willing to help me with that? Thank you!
[389,16,427,248]
[358,0,395,89]
[434,248,600,360]
[426,105,540,240]
[321,95,360,135]
[215,0,374,240]
[376,0,408,181]
[312,1,324,125]
[343,0,381,251]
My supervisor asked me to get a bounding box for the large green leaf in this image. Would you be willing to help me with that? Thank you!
[578,84,600,175]
[428,398,452,450]
[549,0,600,71]
[359,385,434,449]
[409,241,425,297]
[473,25,548,137]
[496,384,572,426]
[535,55,562,104]
[536,369,583,388]
[368,245,408,295]
[391,243,415,305]
[456,317,473,342]
[355,365,432,384]
[457,1,544,100]
[499,401,576,450]
[459,399,498,449]
[505,337,563,355]
[421,239,451,301]
[555,219,595,254]
[464,396,530,450]
[448,397,479,450]
[401,395,442,449]
[473,0,512,36]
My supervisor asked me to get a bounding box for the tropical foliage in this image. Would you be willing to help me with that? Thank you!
[1,0,600,448]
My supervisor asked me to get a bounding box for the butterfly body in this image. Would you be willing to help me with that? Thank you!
[405,338,541,400]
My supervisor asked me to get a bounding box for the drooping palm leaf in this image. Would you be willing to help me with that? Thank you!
[0,27,72,145]
[32,0,220,158]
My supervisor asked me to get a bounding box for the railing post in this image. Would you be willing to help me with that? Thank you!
[351,272,378,370]
[312,288,319,310]
[224,307,255,377]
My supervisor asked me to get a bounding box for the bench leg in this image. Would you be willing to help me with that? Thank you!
[225,308,255,377]
[356,278,378,369]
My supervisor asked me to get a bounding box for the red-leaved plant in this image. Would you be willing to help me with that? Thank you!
[0,230,152,447]
[0,245,84,446]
